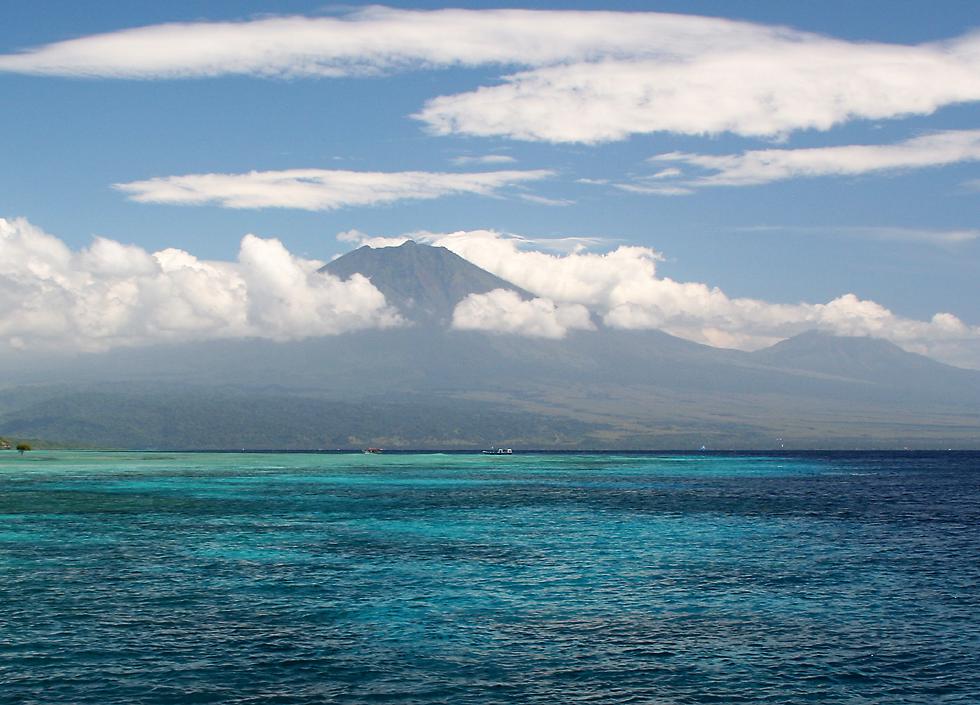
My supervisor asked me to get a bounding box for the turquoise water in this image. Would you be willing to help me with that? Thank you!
[1,450,978,704]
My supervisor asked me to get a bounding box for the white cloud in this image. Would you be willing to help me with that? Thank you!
[414,37,980,142]
[450,155,516,166]
[615,184,694,197]
[113,168,553,210]
[644,129,980,187]
[516,194,575,207]
[2,8,979,142]
[452,289,594,339]
[0,9,798,78]
[337,229,609,254]
[5,216,978,366]
[352,228,980,367]
[737,225,980,245]
[0,217,402,352]
[335,229,412,250]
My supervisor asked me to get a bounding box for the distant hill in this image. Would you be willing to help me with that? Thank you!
[1,243,978,449]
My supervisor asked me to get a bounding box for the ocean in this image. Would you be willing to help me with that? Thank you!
[1,450,978,704]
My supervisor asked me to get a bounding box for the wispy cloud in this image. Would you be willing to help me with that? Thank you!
[337,230,611,254]
[643,129,980,188]
[113,168,553,210]
[737,225,980,245]
[450,155,517,166]
[516,193,575,207]
[614,184,694,197]
[2,8,979,142]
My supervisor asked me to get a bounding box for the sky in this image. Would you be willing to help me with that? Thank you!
[2,1,979,366]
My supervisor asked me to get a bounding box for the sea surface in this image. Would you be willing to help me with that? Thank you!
[0,450,978,704]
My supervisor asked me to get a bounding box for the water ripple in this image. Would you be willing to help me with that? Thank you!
[0,451,978,704]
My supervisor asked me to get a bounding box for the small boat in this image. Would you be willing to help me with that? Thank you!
[481,447,513,455]
[363,447,383,454]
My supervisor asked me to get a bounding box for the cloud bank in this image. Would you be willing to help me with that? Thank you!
[0,217,401,352]
[3,8,979,142]
[114,168,553,210]
[342,229,980,368]
[4,217,978,368]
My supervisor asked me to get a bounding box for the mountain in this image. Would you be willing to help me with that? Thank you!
[1,243,978,449]
[754,329,954,380]
[751,330,980,405]
[320,240,530,324]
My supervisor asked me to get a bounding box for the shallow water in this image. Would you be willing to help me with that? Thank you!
[1,451,978,704]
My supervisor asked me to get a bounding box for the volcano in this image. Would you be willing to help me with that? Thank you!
[321,240,531,325]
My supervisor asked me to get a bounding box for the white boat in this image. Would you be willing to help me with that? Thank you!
[481,447,513,455]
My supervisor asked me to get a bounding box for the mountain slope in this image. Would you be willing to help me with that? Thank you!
[751,330,980,404]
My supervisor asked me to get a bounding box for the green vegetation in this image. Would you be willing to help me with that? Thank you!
[0,384,596,450]
[15,443,30,454]
[1,377,978,450]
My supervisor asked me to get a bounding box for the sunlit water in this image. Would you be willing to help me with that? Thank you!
[1,450,978,704]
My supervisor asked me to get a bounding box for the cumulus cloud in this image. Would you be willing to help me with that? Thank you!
[5,215,978,366]
[642,129,980,188]
[3,8,980,142]
[0,217,401,352]
[350,228,980,367]
[113,168,553,210]
[452,289,594,339]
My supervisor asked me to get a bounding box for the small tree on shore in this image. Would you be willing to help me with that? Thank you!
[16,443,30,454]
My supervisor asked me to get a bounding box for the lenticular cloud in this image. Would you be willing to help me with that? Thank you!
[1,8,979,143]
[0,217,401,352]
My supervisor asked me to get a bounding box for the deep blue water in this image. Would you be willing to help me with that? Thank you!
[1,451,978,704]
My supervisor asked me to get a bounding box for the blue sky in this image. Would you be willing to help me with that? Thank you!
[1,1,979,364]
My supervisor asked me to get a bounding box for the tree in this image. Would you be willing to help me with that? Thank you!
[16,443,30,454]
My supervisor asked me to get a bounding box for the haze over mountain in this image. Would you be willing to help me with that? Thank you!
[1,242,978,450]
